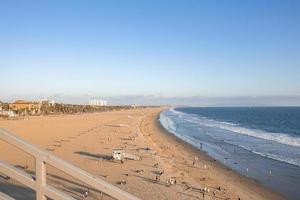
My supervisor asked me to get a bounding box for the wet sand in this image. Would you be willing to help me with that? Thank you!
[0,108,286,199]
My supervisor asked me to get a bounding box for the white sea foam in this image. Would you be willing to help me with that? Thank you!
[233,143,300,167]
[251,150,300,167]
[159,113,177,133]
[209,121,300,148]
[170,109,300,148]
[161,108,300,167]
[169,107,185,116]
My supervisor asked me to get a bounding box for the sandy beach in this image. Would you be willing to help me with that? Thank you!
[0,108,286,200]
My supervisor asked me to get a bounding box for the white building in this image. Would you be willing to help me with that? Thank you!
[49,100,55,106]
[40,99,55,106]
[0,110,16,118]
[89,99,107,106]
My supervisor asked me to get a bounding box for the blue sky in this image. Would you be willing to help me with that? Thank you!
[1,0,300,102]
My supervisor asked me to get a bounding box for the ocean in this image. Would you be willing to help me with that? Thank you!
[159,107,300,200]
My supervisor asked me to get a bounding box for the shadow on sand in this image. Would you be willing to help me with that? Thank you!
[0,181,35,200]
[74,151,112,161]
[48,173,107,199]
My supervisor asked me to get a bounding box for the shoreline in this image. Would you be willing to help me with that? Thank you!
[0,108,286,199]
[140,109,286,200]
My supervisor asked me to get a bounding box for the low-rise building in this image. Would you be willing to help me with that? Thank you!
[9,100,41,113]
[40,99,55,106]
[0,110,16,118]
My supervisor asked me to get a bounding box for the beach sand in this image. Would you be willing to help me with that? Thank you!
[0,108,286,200]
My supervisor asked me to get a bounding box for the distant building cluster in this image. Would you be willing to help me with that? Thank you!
[89,99,107,106]
[0,99,55,117]
[0,99,133,119]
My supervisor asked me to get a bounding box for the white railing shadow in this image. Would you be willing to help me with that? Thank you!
[0,128,140,200]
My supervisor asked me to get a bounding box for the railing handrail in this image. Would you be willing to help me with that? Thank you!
[0,128,140,200]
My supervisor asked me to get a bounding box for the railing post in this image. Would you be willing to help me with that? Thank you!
[36,157,46,200]
[0,128,140,200]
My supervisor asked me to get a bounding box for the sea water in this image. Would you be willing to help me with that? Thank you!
[160,107,300,200]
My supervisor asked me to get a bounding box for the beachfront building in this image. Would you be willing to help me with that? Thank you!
[40,99,55,106]
[49,100,55,106]
[0,110,16,118]
[9,100,41,110]
[131,104,138,108]
[89,99,107,106]
[9,100,42,115]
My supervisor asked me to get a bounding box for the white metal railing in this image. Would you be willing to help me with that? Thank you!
[0,128,140,200]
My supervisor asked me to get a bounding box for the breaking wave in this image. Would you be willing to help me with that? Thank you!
[160,108,300,167]
[171,108,300,148]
